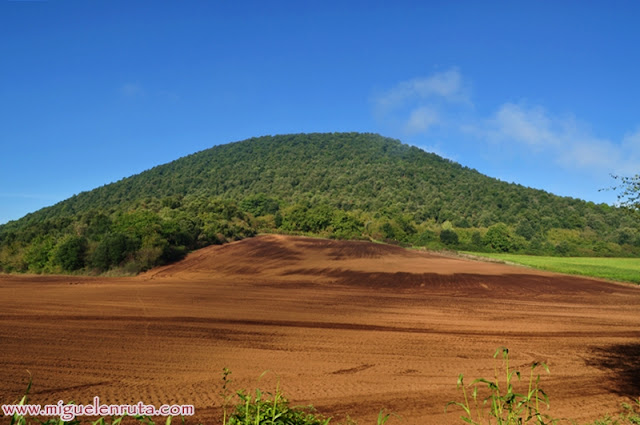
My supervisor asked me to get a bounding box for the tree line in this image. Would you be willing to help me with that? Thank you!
[1,192,638,274]
[1,133,638,274]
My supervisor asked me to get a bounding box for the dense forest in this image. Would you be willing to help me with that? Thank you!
[1,132,639,274]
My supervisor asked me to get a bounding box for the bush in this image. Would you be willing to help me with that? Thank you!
[484,223,519,252]
[471,231,484,248]
[240,194,280,217]
[413,229,437,246]
[91,233,140,271]
[53,235,88,271]
[440,229,459,245]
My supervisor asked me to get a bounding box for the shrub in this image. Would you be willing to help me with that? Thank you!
[484,223,519,252]
[90,233,140,271]
[52,235,88,271]
[440,229,459,245]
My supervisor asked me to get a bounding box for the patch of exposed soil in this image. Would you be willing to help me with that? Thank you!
[1,235,639,424]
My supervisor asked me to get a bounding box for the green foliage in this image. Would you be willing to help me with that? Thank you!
[6,362,640,425]
[162,195,183,209]
[24,236,55,273]
[554,241,571,256]
[52,235,88,271]
[227,388,329,425]
[446,347,555,425]
[221,370,332,425]
[331,210,364,239]
[380,222,397,241]
[91,233,140,271]
[413,229,437,246]
[2,133,639,274]
[484,223,521,252]
[281,203,334,233]
[610,174,640,211]
[616,227,638,246]
[515,220,536,241]
[471,231,484,248]
[240,194,280,217]
[583,399,640,425]
[113,210,162,241]
[83,211,112,241]
[440,229,460,246]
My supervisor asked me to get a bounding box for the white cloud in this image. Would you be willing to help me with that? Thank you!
[482,102,640,175]
[622,128,640,152]
[375,68,470,111]
[373,68,471,136]
[404,106,439,134]
[487,103,559,149]
[373,70,640,179]
[560,140,621,170]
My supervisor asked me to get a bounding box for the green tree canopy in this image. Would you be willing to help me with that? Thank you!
[484,223,519,252]
[53,235,88,271]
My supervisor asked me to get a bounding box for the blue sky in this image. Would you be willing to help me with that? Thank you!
[1,1,639,224]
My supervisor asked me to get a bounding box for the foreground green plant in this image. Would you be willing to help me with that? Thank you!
[584,399,640,425]
[447,347,556,425]
[220,370,396,425]
[225,388,329,425]
[7,361,638,425]
[222,370,330,425]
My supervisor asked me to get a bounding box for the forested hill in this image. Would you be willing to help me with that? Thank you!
[1,133,638,274]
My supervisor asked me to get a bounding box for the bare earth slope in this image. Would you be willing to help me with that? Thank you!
[1,235,639,424]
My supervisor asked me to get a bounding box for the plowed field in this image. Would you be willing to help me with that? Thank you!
[1,235,639,424]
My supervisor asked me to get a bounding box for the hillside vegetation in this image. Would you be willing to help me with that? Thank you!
[1,133,639,274]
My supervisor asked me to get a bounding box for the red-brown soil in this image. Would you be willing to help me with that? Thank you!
[1,235,639,424]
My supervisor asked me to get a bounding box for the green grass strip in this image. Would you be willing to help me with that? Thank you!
[462,253,640,284]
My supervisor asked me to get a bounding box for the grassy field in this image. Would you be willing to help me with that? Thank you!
[463,252,640,284]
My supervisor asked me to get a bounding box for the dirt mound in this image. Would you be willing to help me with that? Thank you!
[142,234,543,282]
[141,235,420,278]
[141,235,624,298]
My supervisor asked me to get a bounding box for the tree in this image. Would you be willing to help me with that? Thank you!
[331,211,364,239]
[471,231,483,248]
[440,229,459,245]
[53,235,88,271]
[281,203,333,233]
[24,236,55,272]
[515,220,536,240]
[484,223,518,252]
[240,194,280,217]
[91,233,139,271]
[610,174,640,210]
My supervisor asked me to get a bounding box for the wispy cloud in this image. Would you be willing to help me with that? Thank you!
[622,128,640,155]
[375,68,470,111]
[475,102,640,175]
[404,106,439,134]
[375,70,640,180]
[485,103,560,150]
[374,68,471,136]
